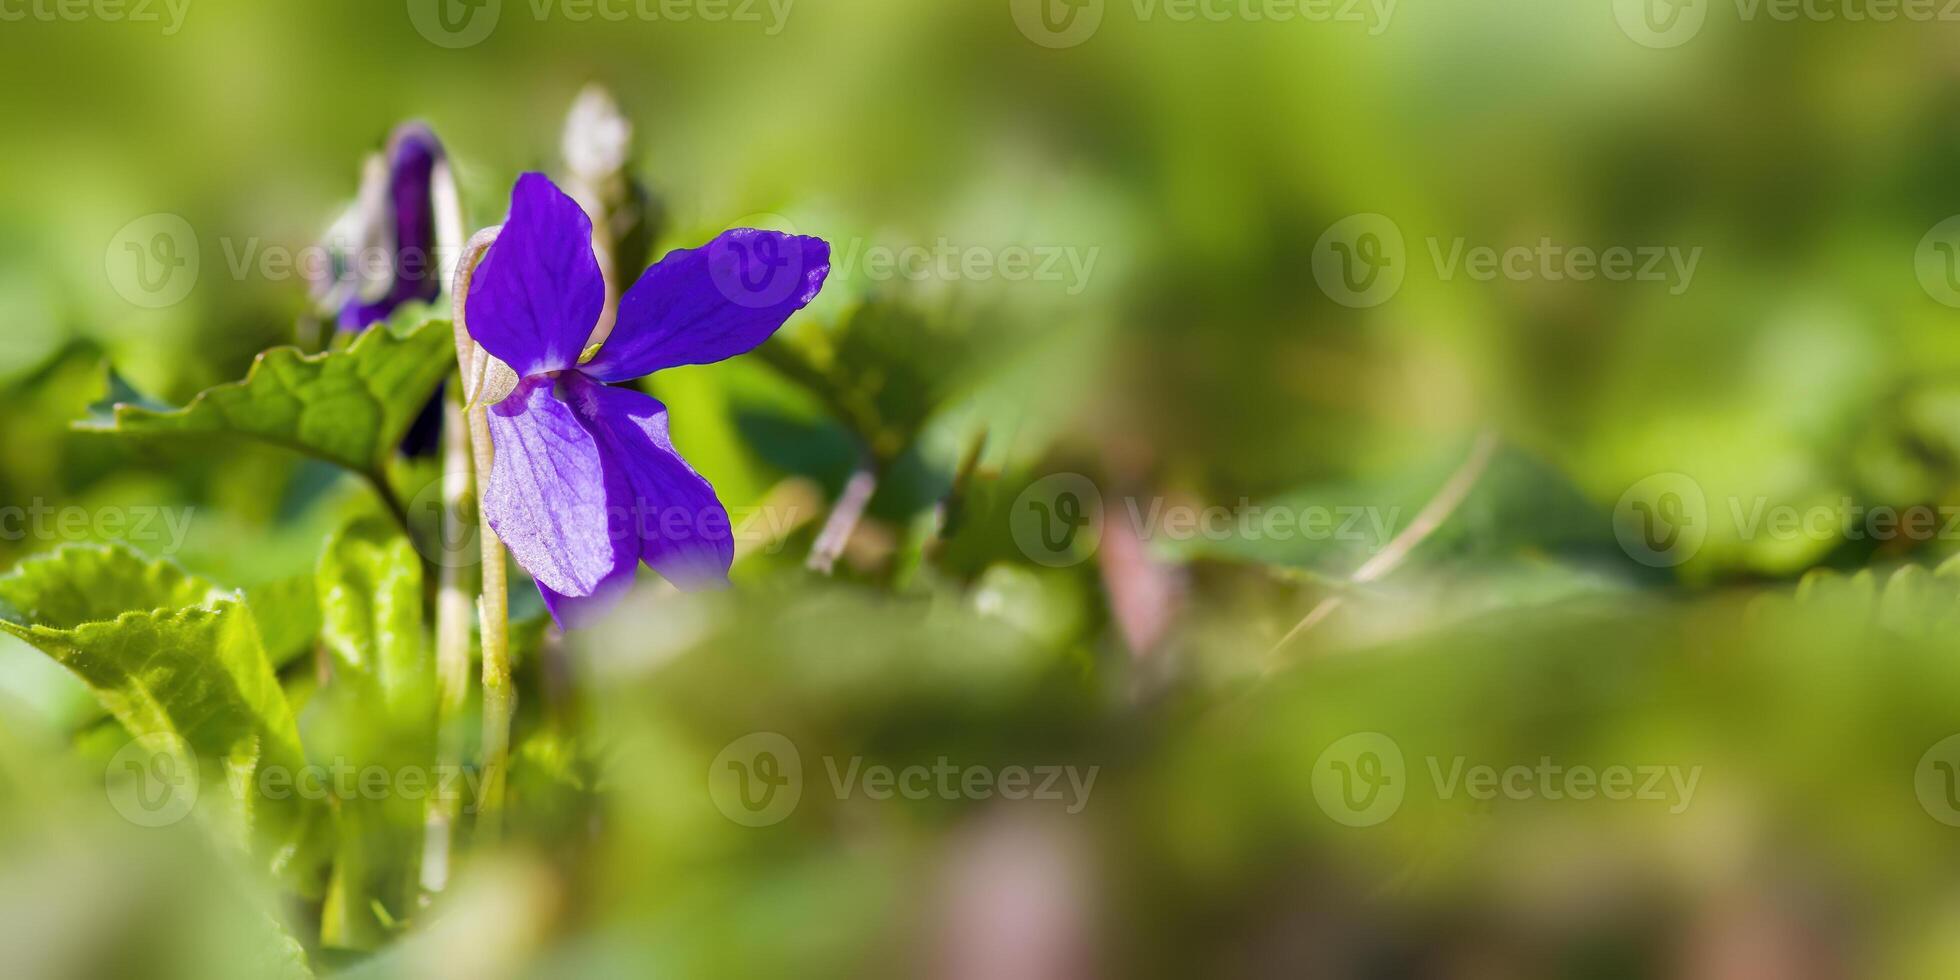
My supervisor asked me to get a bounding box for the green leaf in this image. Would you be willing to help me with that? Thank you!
[0,544,329,889]
[245,573,323,672]
[78,318,454,477]
[0,541,221,626]
[82,365,172,426]
[313,518,436,951]
[316,518,432,717]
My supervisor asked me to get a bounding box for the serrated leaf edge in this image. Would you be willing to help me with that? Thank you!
[71,318,450,472]
[0,541,226,631]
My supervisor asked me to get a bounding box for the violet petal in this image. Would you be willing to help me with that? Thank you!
[535,566,636,629]
[580,229,830,383]
[564,374,734,590]
[483,378,635,599]
[465,173,607,378]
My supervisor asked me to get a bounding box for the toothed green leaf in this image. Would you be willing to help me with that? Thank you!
[314,518,436,950]
[78,319,454,476]
[0,544,329,890]
[0,542,221,627]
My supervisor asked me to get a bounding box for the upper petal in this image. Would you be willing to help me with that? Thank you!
[483,378,635,599]
[580,229,831,383]
[564,374,735,590]
[465,173,606,378]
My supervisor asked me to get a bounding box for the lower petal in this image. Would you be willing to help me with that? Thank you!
[564,374,735,590]
[535,563,636,629]
[484,379,635,599]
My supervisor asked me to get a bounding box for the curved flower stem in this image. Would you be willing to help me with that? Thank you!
[451,227,514,837]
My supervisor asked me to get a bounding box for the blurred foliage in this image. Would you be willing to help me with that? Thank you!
[4,1,1960,978]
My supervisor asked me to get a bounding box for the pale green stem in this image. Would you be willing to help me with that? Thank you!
[421,385,474,897]
[422,156,474,895]
[451,227,514,838]
[435,387,475,717]
[471,402,513,837]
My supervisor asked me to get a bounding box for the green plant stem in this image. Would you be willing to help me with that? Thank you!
[434,388,475,719]
[422,386,475,896]
[451,227,514,838]
[470,398,513,836]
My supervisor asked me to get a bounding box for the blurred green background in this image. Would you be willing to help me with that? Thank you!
[6,0,1960,977]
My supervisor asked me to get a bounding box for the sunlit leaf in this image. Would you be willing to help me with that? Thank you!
[0,543,329,890]
[317,518,432,716]
[313,518,437,950]
[78,319,454,478]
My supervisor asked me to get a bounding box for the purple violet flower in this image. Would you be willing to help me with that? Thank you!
[466,173,829,626]
[327,123,448,332]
